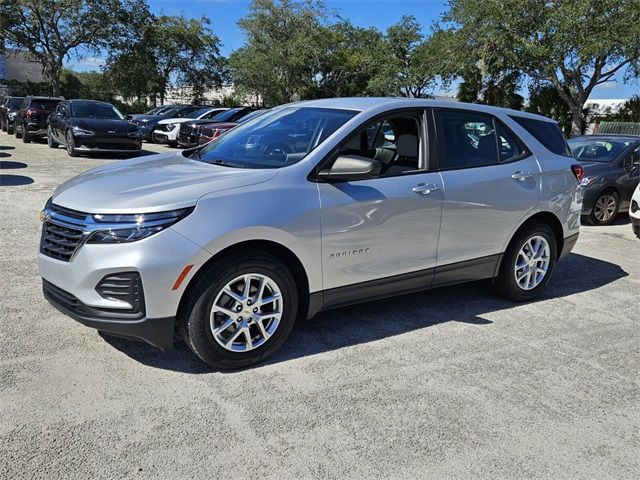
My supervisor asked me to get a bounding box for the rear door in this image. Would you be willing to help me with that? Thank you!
[432,108,540,283]
[317,109,444,303]
[619,145,640,207]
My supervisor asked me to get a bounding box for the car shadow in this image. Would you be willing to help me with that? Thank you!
[100,252,628,373]
[78,150,158,160]
[0,145,15,150]
[0,152,11,158]
[0,161,27,169]
[0,174,34,186]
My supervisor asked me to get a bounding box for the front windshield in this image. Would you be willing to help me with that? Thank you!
[192,107,357,169]
[568,138,631,162]
[71,102,125,120]
[175,106,203,118]
[237,109,268,124]
[209,108,244,123]
[9,98,24,109]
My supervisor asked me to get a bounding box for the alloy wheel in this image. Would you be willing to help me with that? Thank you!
[593,194,617,223]
[514,235,550,291]
[209,274,283,352]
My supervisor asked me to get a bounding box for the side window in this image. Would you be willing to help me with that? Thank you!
[625,146,640,168]
[496,123,525,162]
[510,116,571,157]
[436,110,498,169]
[337,113,421,177]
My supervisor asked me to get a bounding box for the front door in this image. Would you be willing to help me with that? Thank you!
[317,110,444,305]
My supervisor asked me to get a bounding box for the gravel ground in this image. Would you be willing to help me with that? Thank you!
[1,133,638,479]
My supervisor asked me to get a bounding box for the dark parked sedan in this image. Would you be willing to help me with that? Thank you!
[177,107,258,148]
[47,100,142,157]
[568,135,640,224]
[14,96,63,142]
[1,96,25,134]
[130,105,208,141]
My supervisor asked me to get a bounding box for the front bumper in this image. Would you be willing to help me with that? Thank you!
[43,279,175,348]
[74,136,142,152]
[39,224,211,346]
[152,130,178,144]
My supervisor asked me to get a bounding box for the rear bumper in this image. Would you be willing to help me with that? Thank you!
[25,125,47,137]
[43,279,175,348]
[559,233,579,260]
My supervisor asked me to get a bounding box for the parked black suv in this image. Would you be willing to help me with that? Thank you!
[47,99,142,157]
[1,96,25,134]
[14,96,63,143]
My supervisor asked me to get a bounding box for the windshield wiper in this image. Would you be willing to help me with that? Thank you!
[211,159,246,168]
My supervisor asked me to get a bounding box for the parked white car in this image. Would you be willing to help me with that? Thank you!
[153,107,228,146]
[631,183,640,238]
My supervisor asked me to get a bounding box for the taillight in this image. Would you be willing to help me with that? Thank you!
[26,109,36,119]
[571,164,584,183]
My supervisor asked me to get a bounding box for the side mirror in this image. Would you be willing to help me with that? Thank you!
[317,155,381,181]
[125,114,133,121]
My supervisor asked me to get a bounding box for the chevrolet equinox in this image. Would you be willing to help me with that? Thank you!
[39,98,582,369]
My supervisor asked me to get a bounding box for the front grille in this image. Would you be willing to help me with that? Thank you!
[40,203,90,262]
[41,221,85,261]
[95,272,145,314]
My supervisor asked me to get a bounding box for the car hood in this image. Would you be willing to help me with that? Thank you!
[130,114,165,122]
[71,118,137,135]
[52,151,278,213]
[157,117,190,125]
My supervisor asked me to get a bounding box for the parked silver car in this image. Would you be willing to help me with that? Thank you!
[38,98,583,369]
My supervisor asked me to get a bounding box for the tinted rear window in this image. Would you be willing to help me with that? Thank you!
[9,98,24,108]
[511,116,571,157]
[30,99,61,110]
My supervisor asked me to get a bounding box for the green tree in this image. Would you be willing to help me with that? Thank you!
[526,84,574,135]
[0,0,147,96]
[105,15,226,105]
[443,0,640,136]
[457,68,523,109]
[230,0,324,106]
[368,16,438,98]
[608,96,640,122]
[307,20,383,98]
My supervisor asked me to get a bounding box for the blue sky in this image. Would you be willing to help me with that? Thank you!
[68,0,638,100]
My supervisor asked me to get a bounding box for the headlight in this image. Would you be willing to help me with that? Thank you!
[86,207,195,244]
[72,126,94,136]
[580,176,599,186]
[8,112,16,119]
[166,123,177,131]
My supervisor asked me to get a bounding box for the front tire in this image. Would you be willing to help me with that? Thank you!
[7,122,14,135]
[181,251,299,369]
[47,126,58,148]
[65,130,78,157]
[14,124,21,139]
[494,222,557,302]
[589,190,619,225]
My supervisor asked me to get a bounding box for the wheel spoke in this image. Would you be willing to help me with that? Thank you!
[210,273,284,353]
[213,317,235,335]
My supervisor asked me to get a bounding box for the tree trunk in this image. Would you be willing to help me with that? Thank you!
[569,104,585,137]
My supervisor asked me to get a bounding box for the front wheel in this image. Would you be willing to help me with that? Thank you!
[494,222,557,302]
[7,122,14,135]
[66,130,78,157]
[181,251,299,369]
[589,191,619,225]
[47,126,58,148]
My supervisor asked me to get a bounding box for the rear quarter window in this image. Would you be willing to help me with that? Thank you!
[510,116,572,157]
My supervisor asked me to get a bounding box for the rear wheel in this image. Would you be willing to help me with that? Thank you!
[47,126,58,149]
[22,124,31,143]
[494,222,557,302]
[181,251,299,369]
[65,130,78,157]
[589,190,619,225]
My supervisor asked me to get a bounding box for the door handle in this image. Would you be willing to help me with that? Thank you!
[511,171,532,181]
[412,183,440,195]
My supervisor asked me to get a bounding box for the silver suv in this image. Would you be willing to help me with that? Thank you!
[38,98,583,369]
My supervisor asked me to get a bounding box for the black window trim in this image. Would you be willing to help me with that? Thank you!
[308,107,433,183]
[431,107,532,172]
[509,114,572,157]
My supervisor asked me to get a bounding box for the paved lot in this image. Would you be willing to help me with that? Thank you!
[1,133,638,479]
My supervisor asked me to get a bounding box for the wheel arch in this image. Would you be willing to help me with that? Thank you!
[176,239,312,328]
[506,211,565,262]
